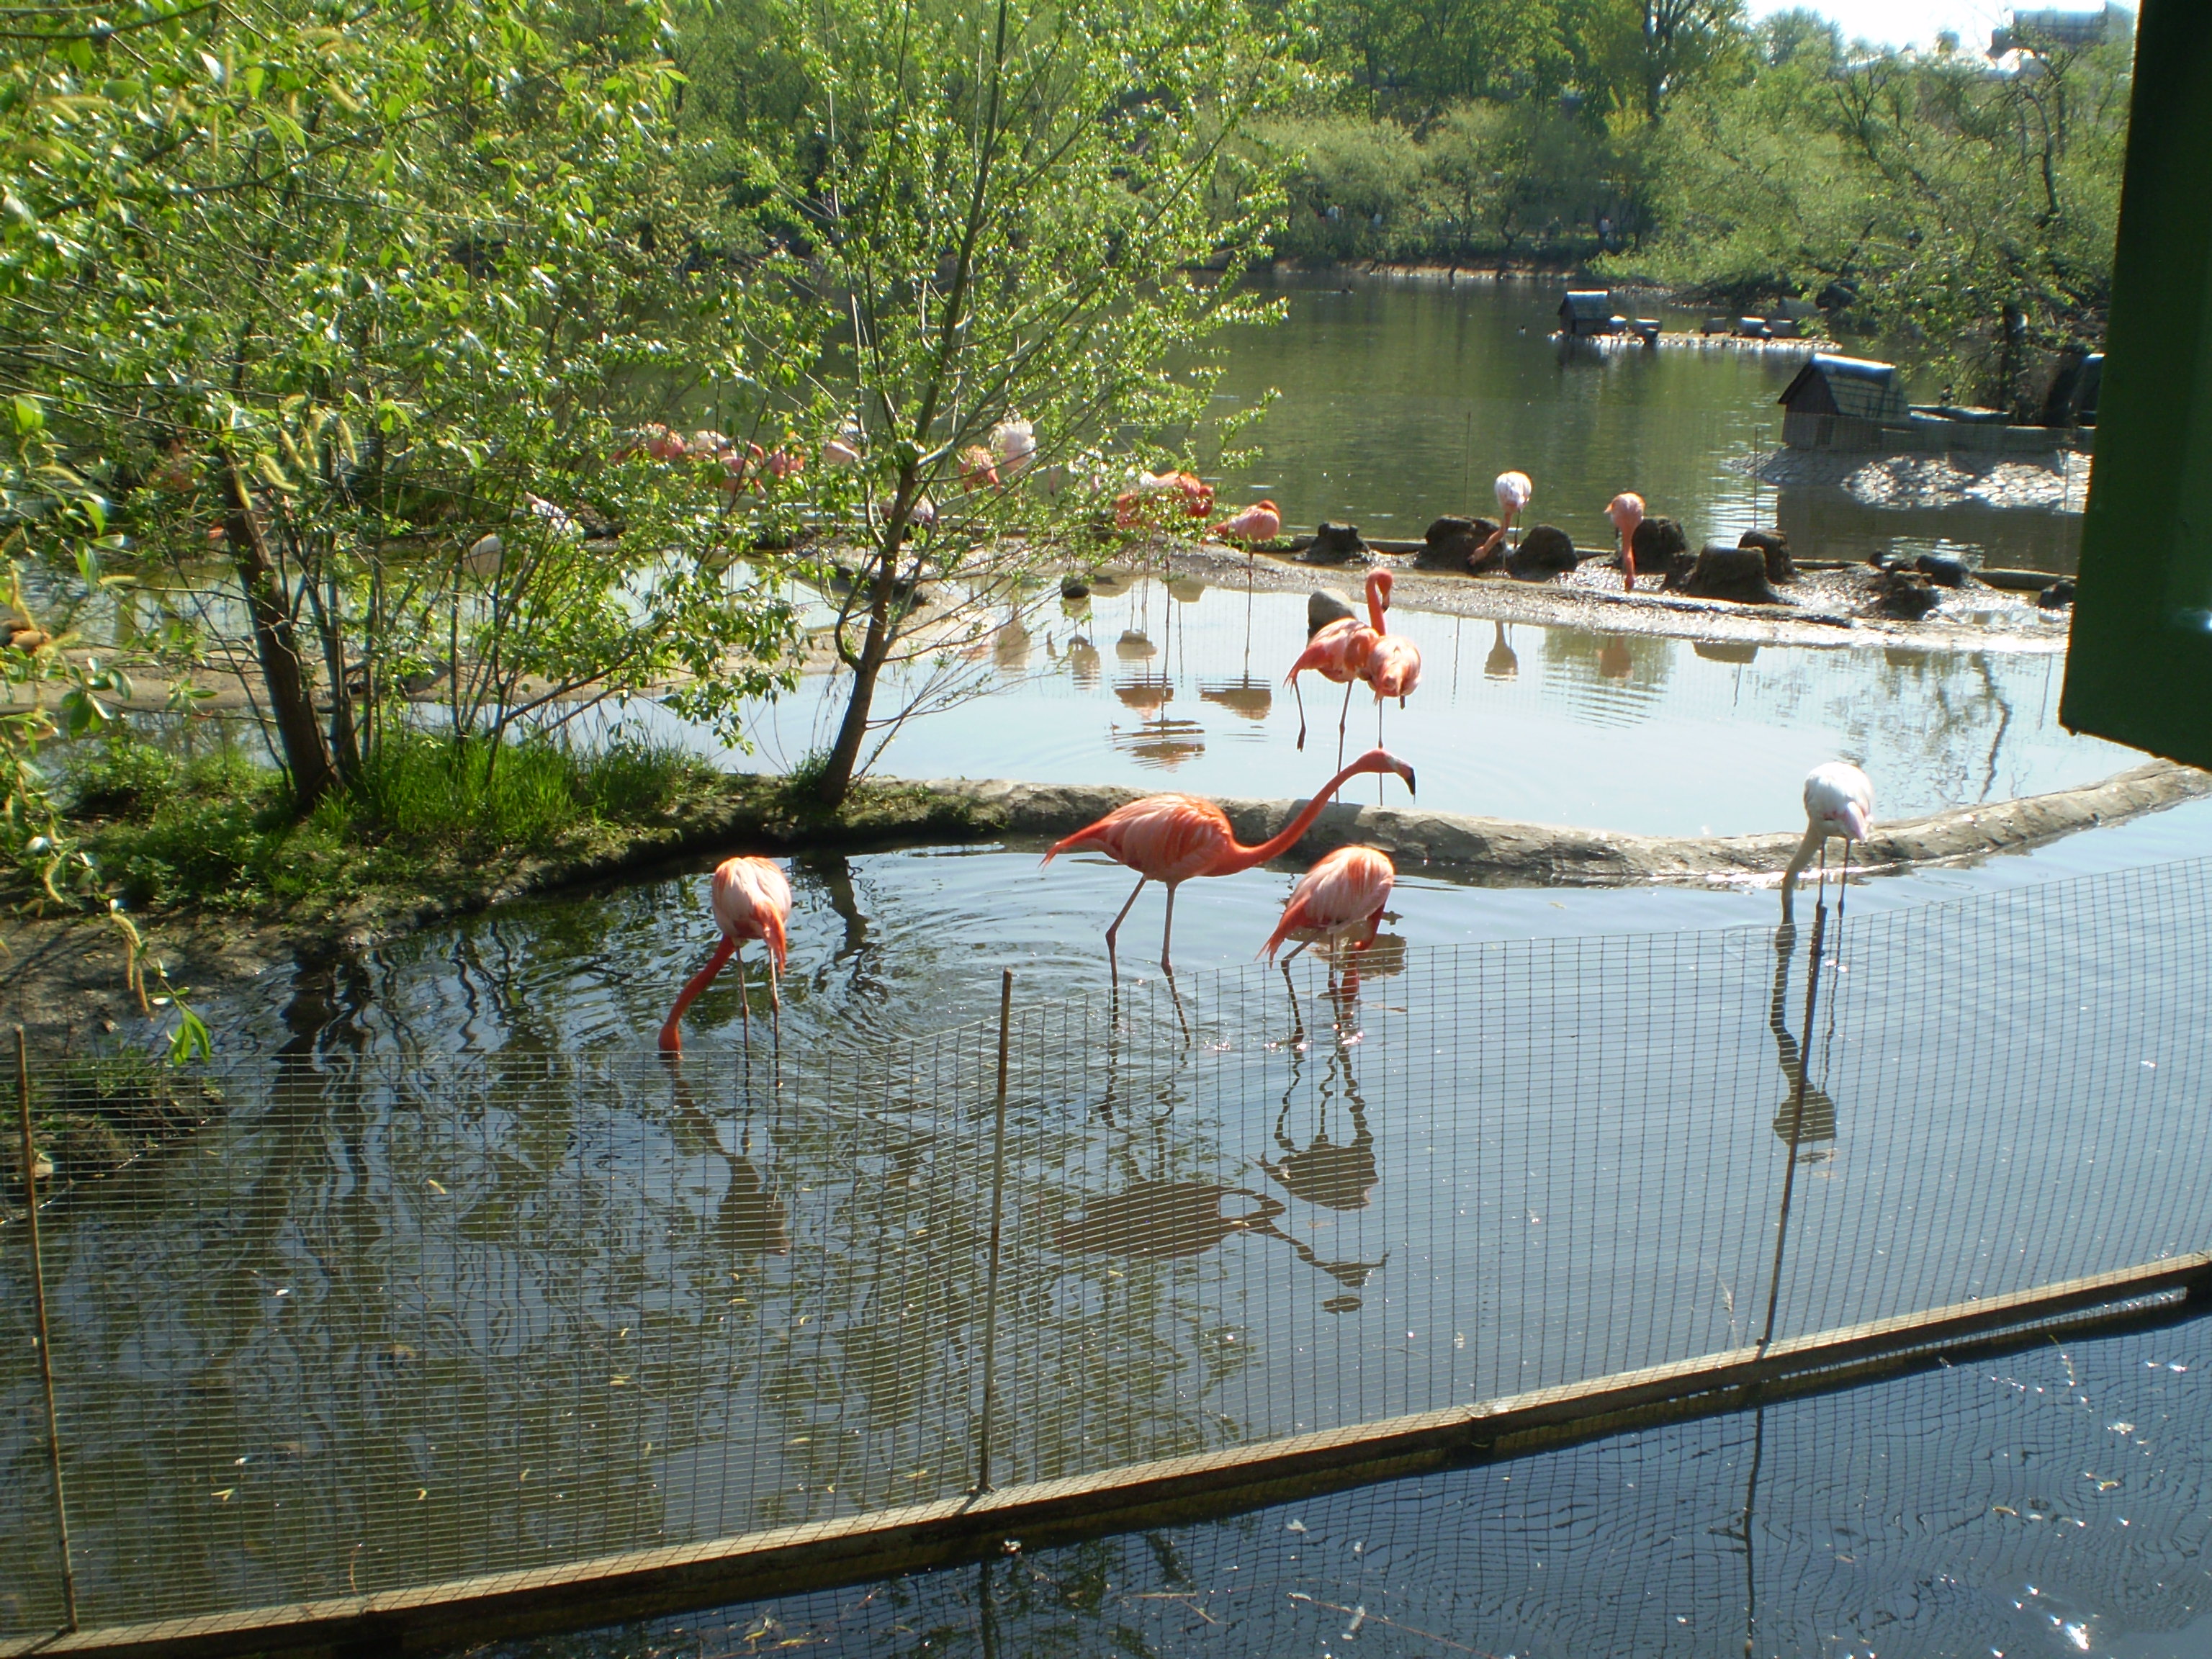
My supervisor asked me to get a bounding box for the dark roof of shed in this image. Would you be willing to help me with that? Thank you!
[1560,291,1614,319]
[1778,354,1908,422]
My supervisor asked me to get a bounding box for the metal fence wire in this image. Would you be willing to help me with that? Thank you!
[4,855,2211,1638]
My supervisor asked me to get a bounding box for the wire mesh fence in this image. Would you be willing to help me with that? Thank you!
[4,855,2211,1640]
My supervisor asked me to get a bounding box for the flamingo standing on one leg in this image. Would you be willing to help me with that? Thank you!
[659,856,793,1053]
[1285,570,1391,764]
[1781,762,1874,922]
[1608,493,1645,592]
[1041,748,1416,972]
[1210,500,1282,570]
[1263,845,1395,965]
[1493,471,1533,552]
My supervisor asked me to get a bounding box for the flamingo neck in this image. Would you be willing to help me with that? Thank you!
[1364,573,1389,632]
[659,935,738,1049]
[1218,758,1378,874]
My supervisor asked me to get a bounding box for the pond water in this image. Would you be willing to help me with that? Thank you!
[663,572,2126,837]
[1199,273,2087,574]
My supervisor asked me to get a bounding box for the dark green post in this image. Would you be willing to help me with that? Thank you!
[2059,1,2212,765]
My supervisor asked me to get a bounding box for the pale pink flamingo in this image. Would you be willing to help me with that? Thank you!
[1262,845,1395,964]
[990,417,1035,477]
[1210,499,1282,549]
[1607,492,1645,591]
[1493,471,1533,549]
[659,856,793,1053]
[1357,569,1423,755]
[1285,569,1390,763]
[1041,748,1416,971]
[1783,762,1874,921]
[1112,470,1214,529]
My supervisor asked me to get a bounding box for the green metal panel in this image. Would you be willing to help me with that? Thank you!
[2059,0,2212,767]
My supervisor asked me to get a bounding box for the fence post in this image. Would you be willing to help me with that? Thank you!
[15,1027,80,1632]
[971,971,1015,1496]
[1757,902,1826,1353]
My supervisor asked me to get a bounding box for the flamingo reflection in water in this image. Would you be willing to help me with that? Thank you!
[1051,1180,1385,1294]
[662,1060,792,1259]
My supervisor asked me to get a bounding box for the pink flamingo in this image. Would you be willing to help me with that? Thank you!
[1210,500,1282,548]
[958,445,1001,491]
[1493,471,1532,550]
[1285,570,1390,763]
[659,856,793,1053]
[1262,845,1394,964]
[1607,492,1645,591]
[1358,569,1423,752]
[1042,748,1416,971]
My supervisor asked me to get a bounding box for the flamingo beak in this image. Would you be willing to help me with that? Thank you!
[1396,760,1416,796]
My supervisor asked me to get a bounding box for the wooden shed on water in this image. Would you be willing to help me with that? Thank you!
[1559,291,1620,338]
[1778,354,1909,449]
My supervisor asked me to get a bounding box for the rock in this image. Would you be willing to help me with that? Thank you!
[1059,574,1091,600]
[1416,515,1501,572]
[1678,546,1784,604]
[1506,523,1580,581]
[1874,571,1941,620]
[1914,552,1971,588]
[1308,588,1357,637]
[1302,522,1368,565]
[2038,577,2077,609]
[1737,528,1794,583]
[1632,516,1694,588]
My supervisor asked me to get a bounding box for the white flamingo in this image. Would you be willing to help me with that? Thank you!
[1493,471,1532,550]
[1783,762,1874,920]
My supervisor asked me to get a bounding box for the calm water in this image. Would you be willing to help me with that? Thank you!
[1200,274,2086,574]
[674,573,2120,837]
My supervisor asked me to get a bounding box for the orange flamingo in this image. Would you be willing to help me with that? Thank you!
[1608,492,1645,592]
[1286,570,1388,763]
[659,856,793,1053]
[1042,748,1416,971]
[1262,845,1394,964]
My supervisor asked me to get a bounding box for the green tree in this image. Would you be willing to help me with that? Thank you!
[708,0,1290,809]
[2,0,802,818]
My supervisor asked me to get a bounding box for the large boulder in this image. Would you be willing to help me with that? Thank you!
[1632,516,1694,588]
[2038,577,2077,609]
[1302,522,1368,565]
[1738,527,1794,584]
[1417,515,1502,572]
[1874,570,1941,620]
[1506,523,1581,580]
[1915,552,1971,589]
[1679,544,1785,604]
[1308,588,1357,637]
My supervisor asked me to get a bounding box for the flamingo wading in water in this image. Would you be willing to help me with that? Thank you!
[660,857,793,1053]
[1493,472,1532,552]
[1042,748,1416,971]
[1608,493,1645,592]
[1783,762,1874,921]
[1263,845,1395,965]
[1210,500,1282,566]
[1285,571,1386,765]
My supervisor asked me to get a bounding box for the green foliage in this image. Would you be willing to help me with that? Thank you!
[76,729,714,914]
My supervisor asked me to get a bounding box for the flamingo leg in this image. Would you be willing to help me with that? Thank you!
[1103,871,1148,966]
[736,940,751,1046]
[1335,676,1355,772]
[768,953,781,1052]
[1292,675,1309,752]
[1160,881,1179,972]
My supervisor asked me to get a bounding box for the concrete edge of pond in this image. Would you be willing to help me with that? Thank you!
[923,759,2212,886]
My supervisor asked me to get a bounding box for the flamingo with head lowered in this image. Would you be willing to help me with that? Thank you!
[1493,472,1533,550]
[1285,570,1387,765]
[1608,493,1645,591]
[1210,500,1282,563]
[660,856,793,1053]
[1263,845,1394,965]
[1042,748,1416,971]
[1783,762,1874,921]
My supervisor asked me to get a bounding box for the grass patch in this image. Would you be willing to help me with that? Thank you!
[68,730,721,916]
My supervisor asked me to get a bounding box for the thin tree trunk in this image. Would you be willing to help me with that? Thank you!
[812,533,902,807]
[222,459,337,813]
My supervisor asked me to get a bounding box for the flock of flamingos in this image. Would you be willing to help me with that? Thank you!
[654,470,1878,1054]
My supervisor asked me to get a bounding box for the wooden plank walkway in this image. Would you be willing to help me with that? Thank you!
[6,1251,2207,1659]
